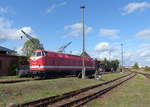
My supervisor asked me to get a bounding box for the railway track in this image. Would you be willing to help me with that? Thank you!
[0,72,119,84]
[130,71,150,79]
[142,73,150,79]
[0,79,31,84]
[0,75,77,84]
[17,73,136,107]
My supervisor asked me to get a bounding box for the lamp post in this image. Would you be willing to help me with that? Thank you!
[80,5,86,79]
[121,43,124,72]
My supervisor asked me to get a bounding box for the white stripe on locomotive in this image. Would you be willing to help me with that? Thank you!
[30,66,95,69]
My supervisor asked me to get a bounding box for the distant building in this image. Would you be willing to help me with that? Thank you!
[80,51,91,58]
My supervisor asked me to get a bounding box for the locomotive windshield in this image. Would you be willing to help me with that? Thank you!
[32,51,48,57]
[37,52,41,56]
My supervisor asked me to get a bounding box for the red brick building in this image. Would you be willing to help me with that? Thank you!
[0,46,27,76]
[0,55,18,75]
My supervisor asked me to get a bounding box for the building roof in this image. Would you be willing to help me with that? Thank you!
[80,51,91,58]
[0,46,16,54]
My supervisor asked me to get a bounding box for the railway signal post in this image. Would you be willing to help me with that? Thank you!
[80,5,86,79]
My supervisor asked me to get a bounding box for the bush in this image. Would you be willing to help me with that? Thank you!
[144,66,150,71]
[103,58,119,72]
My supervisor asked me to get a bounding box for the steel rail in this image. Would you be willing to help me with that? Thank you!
[0,73,117,84]
[0,79,31,84]
[49,73,136,107]
[74,73,136,107]
[0,75,76,84]
[129,70,150,79]
[18,73,134,107]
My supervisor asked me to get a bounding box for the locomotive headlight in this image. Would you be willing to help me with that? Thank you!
[30,56,41,60]
[33,57,36,60]
[30,57,36,60]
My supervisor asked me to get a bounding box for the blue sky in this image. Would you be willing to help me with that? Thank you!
[0,0,150,66]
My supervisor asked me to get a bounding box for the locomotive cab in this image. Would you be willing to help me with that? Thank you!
[30,49,48,61]
[31,50,48,57]
[30,49,48,78]
[30,49,48,68]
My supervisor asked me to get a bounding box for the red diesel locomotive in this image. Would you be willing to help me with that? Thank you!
[30,49,96,78]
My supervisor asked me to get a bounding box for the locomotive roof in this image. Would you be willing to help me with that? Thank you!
[33,49,93,60]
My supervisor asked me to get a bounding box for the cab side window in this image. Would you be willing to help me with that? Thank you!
[42,52,45,56]
[42,52,48,56]
[45,52,48,56]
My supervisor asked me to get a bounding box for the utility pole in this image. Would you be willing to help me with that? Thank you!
[121,43,124,72]
[80,5,86,79]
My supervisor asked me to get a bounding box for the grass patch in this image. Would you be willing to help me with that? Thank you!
[0,76,31,81]
[0,76,21,80]
[0,72,129,106]
[131,68,150,74]
[87,75,150,107]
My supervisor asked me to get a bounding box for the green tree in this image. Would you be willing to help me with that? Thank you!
[22,38,42,57]
[132,62,139,69]
[103,58,108,64]
[111,60,119,71]
[103,59,119,72]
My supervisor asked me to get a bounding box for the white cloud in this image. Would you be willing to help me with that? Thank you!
[0,17,12,28]
[64,23,93,37]
[0,17,34,41]
[14,46,23,55]
[46,2,67,13]
[137,45,150,66]
[70,50,81,55]
[0,7,15,14]
[0,7,8,14]
[138,43,150,57]
[135,29,150,40]
[91,51,110,60]
[140,43,150,48]
[94,42,115,52]
[140,50,150,57]
[93,42,150,66]
[93,45,136,66]
[122,2,150,15]
[99,28,120,39]
[123,44,150,66]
